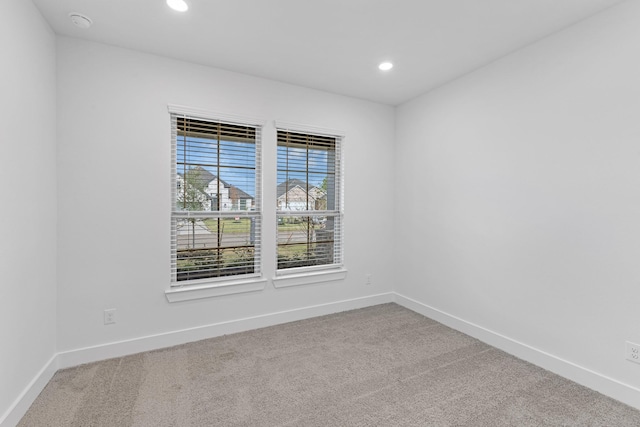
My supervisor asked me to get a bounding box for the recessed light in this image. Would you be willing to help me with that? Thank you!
[378,62,393,71]
[69,13,93,29]
[167,0,189,12]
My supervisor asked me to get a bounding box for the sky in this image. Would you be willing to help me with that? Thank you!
[178,136,333,196]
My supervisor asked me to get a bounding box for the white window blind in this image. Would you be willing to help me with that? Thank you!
[170,111,262,284]
[276,127,343,272]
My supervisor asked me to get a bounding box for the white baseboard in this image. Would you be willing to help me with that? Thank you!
[6,290,637,427]
[0,355,58,427]
[4,293,392,426]
[57,292,394,369]
[393,292,640,411]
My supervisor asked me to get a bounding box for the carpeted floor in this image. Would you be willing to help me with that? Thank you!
[18,303,640,426]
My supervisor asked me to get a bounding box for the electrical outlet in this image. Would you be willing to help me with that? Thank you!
[104,309,116,325]
[365,274,372,286]
[626,341,640,364]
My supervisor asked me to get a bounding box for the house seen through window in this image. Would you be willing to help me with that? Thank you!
[171,114,261,283]
[276,129,343,271]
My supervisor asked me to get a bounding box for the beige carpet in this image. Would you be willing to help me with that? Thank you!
[18,304,640,426]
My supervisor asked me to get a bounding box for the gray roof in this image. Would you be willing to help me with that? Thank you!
[181,166,217,189]
[229,185,253,201]
[181,166,254,200]
[277,178,317,198]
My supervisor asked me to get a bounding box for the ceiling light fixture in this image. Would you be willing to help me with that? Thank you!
[69,13,93,29]
[167,0,189,12]
[378,62,393,71]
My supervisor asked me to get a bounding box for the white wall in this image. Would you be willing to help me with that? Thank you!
[395,0,640,405]
[0,0,57,423]
[56,37,395,353]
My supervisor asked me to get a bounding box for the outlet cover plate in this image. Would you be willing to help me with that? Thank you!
[104,309,116,325]
[626,341,640,364]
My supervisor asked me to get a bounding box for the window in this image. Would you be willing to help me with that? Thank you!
[276,127,343,273]
[170,111,261,285]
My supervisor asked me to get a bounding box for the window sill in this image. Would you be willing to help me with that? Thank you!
[166,277,268,302]
[272,268,348,289]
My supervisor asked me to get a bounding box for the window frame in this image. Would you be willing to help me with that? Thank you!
[167,105,265,295]
[274,121,345,278]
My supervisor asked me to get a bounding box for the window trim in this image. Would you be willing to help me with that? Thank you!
[272,268,348,289]
[165,277,268,302]
[168,105,265,297]
[170,105,265,129]
[274,120,345,280]
[274,121,346,139]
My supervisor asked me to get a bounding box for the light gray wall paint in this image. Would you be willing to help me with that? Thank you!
[395,0,640,394]
[55,37,396,352]
[0,0,57,420]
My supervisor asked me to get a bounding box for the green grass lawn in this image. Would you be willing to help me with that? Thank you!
[277,219,323,232]
[204,218,251,234]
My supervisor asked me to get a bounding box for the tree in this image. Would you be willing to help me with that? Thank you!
[177,167,211,211]
[177,168,212,248]
[320,177,327,191]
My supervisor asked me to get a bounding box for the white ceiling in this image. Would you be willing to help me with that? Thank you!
[33,0,624,105]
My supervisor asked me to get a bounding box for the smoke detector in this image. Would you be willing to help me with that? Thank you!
[69,13,93,29]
